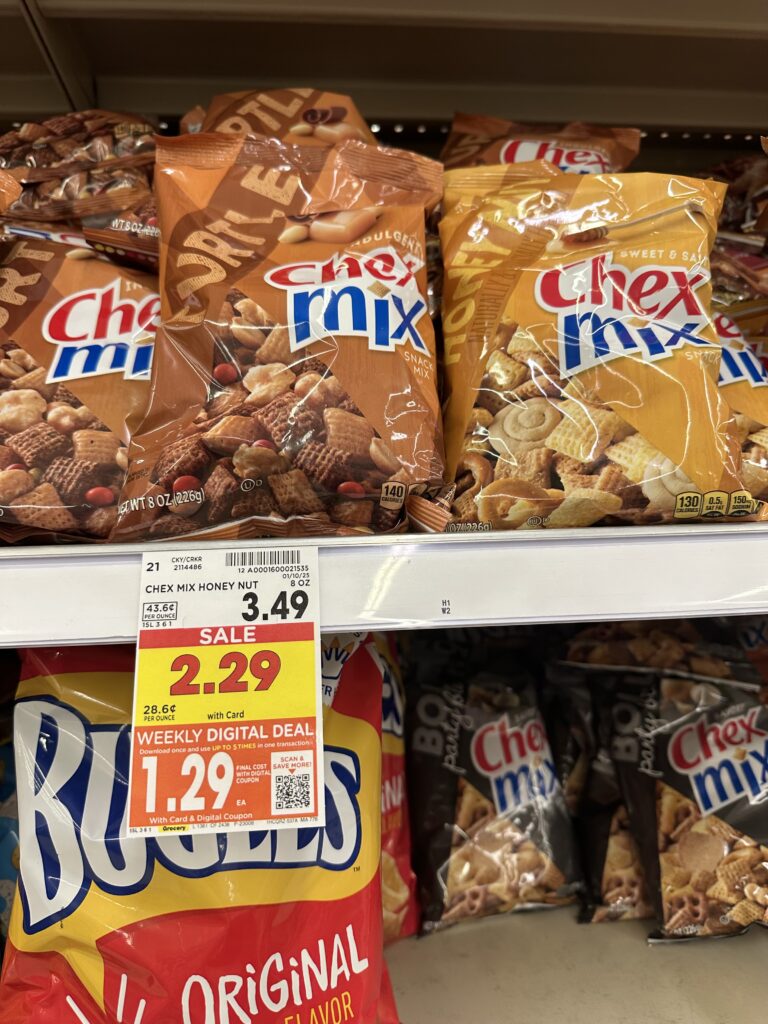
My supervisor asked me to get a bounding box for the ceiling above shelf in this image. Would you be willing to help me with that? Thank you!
[3,524,768,647]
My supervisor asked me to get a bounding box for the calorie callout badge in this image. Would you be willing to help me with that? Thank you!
[128,545,324,836]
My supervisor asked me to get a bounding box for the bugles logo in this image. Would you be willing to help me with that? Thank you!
[42,280,159,383]
[470,713,558,815]
[536,253,712,377]
[368,644,403,739]
[500,139,610,174]
[265,246,428,355]
[668,707,768,814]
[15,699,363,934]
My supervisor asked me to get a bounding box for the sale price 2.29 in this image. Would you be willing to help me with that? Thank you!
[169,649,281,696]
[142,750,234,815]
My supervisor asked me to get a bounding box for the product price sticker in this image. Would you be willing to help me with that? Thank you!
[128,545,323,836]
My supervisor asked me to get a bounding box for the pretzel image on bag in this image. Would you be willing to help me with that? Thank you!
[441,113,641,173]
[0,238,157,540]
[0,638,397,1024]
[113,135,443,541]
[200,87,375,145]
[440,162,756,531]
[406,635,580,932]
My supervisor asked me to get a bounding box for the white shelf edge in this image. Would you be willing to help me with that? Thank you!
[2,523,768,646]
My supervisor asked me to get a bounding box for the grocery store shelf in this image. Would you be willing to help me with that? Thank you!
[386,910,766,1024]
[34,0,768,38]
[3,523,768,647]
[7,0,767,126]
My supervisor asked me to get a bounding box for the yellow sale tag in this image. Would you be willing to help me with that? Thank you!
[128,546,323,837]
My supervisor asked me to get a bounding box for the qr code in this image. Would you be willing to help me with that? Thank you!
[273,773,312,812]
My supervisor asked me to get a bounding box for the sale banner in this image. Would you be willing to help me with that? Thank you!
[128,546,323,836]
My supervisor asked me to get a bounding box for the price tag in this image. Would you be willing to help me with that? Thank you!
[128,546,323,836]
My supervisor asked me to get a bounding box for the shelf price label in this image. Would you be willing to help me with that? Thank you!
[127,546,323,836]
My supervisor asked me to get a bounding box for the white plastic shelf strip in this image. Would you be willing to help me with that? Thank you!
[2,523,768,646]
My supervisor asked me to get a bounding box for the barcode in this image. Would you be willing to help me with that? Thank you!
[225,549,301,567]
[273,773,312,812]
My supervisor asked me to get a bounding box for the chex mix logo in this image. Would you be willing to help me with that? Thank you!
[668,707,768,814]
[43,280,158,384]
[265,246,428,354]
[535,253,713,378]
[500,138,610,174]
[714,315,768,388]
[15,698,362,934]
[470,713,558,815]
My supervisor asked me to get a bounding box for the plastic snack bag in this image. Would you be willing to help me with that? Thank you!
[0,744,18,952]
[712,309,768,502]
[556,618,767,939]
[653,670,768,940]
[0,110,154,223]
[322,632,419,945]
[441,113,640,173]
[439,162,756,530]
[113,135,444,541]
[545,656,656,923]
[0,172,21,213]
[0,637,395,1023]
[0,238,157,540]
[374,634,419,942]
[0,652,19,952]
[406,633,580,931]
[200,87,375,144]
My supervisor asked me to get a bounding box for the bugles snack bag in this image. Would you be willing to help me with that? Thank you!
[439,163,755,530]
[0,652,19,952]
[375,634,419,942]
[322,632,419,944]
[0,239,157,540]
[0,638,396,1023]
[405,630,580,931]
[113,136,443,541]
[200,88,375,144]
[441,113,641,173]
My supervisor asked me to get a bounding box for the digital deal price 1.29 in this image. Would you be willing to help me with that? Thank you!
[129,546,323,836]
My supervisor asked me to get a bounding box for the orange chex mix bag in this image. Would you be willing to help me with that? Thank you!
[0,638,397,1024]
[200,87,375,145]
[439,162,758,531]
[712,306,768,503]
[113,135,444,541]
[0,238,157,540]
[441,113,640,174]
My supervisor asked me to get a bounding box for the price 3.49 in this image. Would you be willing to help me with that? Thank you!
[241,588,308,623]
